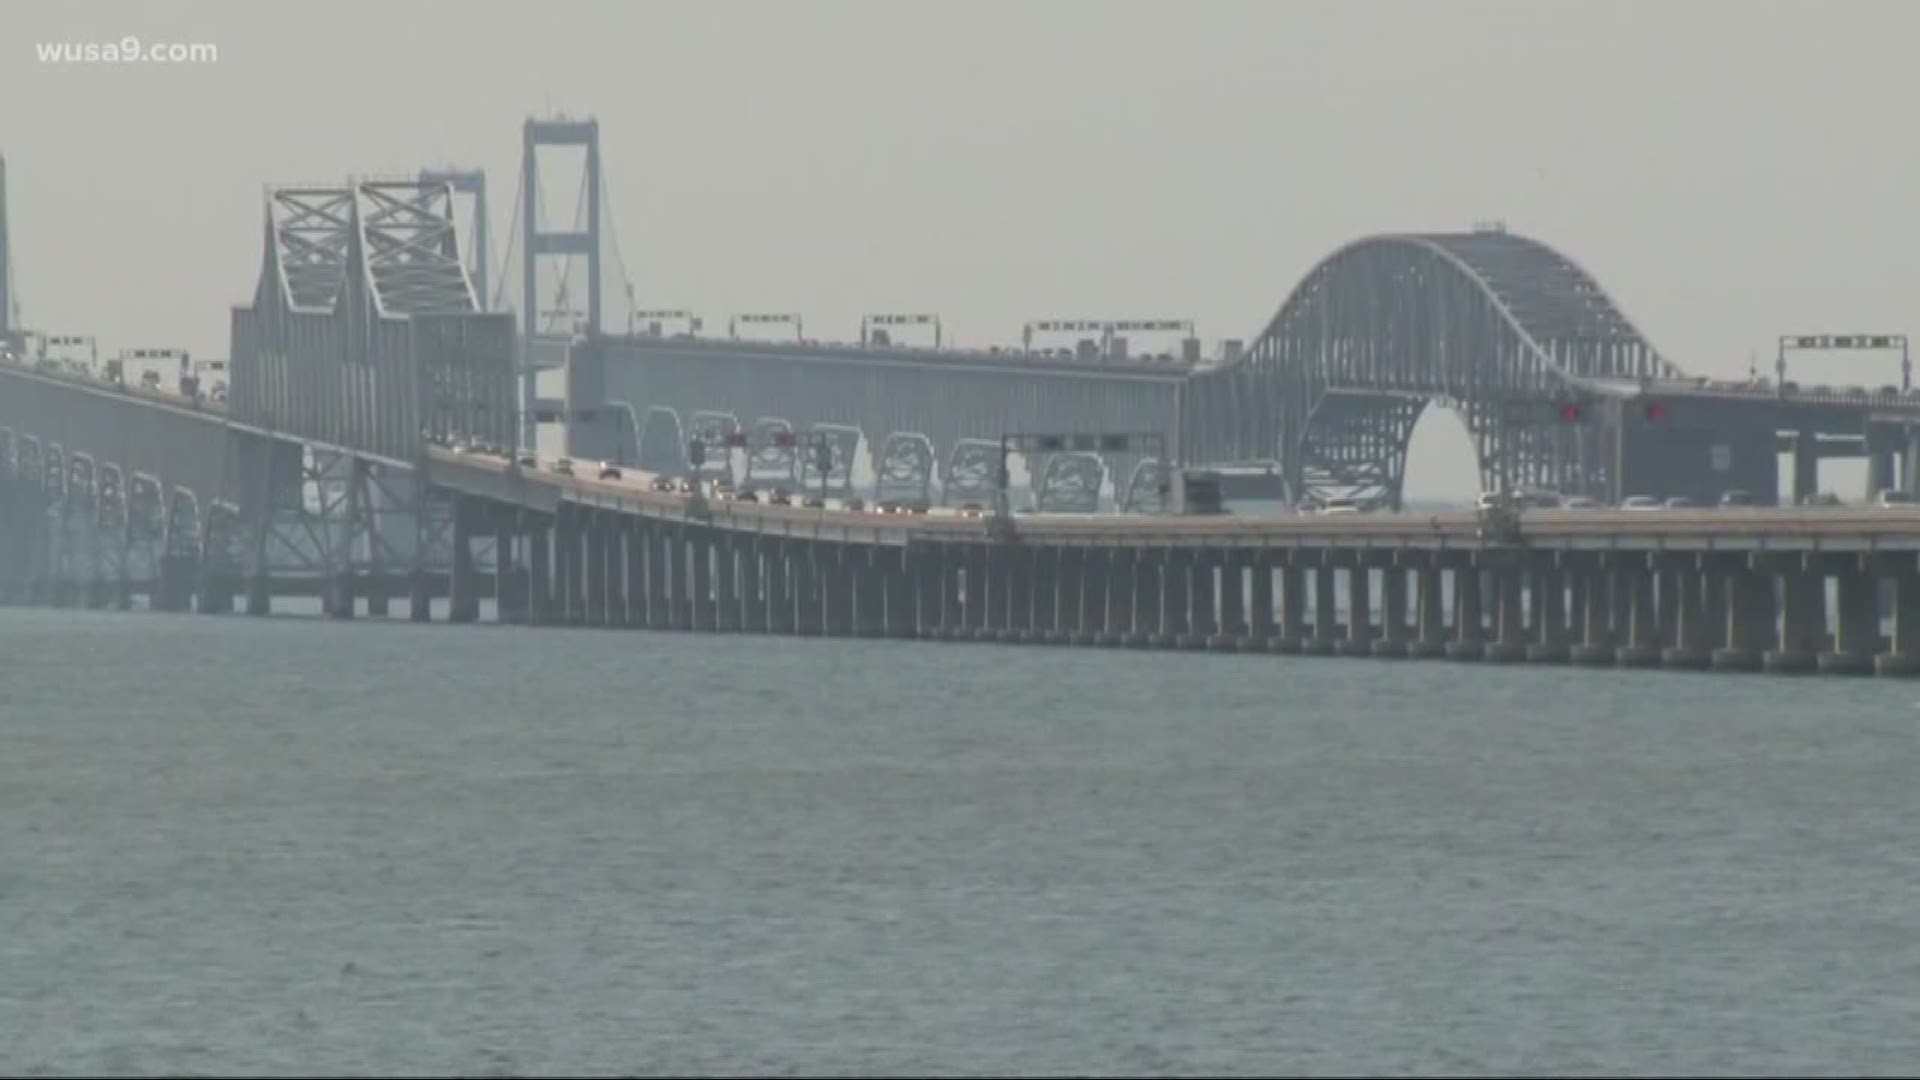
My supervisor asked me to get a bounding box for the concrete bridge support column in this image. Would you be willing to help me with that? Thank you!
[1792,431,1818,505]
[1044,545,1075,638]
[1341,559,1373,658]
[1446,563,1484,660]
[1819,562,1880,675]
[622,521,645,628]
[1127,551,1159,647]
[525,519,551,627]
[1765,560,1823,673]
[1616,561,1661,667]
[246,569,271,618]
[558,508,584,626]
[1659,563,1709,668]
[961,545,986,639]
[1701,570,1729,652]
[1875,569,1920,676]
[1526,568,1568,663]
[1485,563,1527,663]
[644,524,670,630]
[448,498,479,625]
[488,519,517,624]
[766,540,793,635]
[823,547,855,638]
[1409,561,1445,659]
[1655,566,1681,649]
[1153,550,1185,649]
[666,529,692,631]
[1215,551,1246,650]
[979,547,1007,641]
[791,543,820,635]
[855,550,886,638]
[1306,560,1338,656]
[914,545,944,638]
[1710,559,1771,671]
[1032,547,1061,643]
[1371,563,1409,658]
[1271,561,1302,653]
[1246,555,1275,651]
[1088,549,1118,646]
[740,539,766,633]
[884,549,914,639]
[600,527,627,629]
[584,515,608,627]
[691,530,717,632]
[1571,562,1614,665]
[714,534,740,632]
[1076,549,1105,646]
[1188,552,1217,650]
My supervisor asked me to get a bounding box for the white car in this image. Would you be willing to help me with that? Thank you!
[1561,496,1602,510]
[1874,489,1914,508]
[1619,496,1662,511]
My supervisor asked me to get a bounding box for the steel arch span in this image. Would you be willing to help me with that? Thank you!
[1183,229,1682,506]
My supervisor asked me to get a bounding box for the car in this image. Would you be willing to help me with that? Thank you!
[451,440,471,454]
[517,455,537,468]
[768,487,793,506]
[552,458,574,477]
[1717,489,1754,507]
[649,476,675,492]
[675,477,697,494]
[803,495,827,509]
[1514,489,1562,509]
[597,464,622,481]
[1561,496,1602,509]
[908,502,931,515]
[1874,489,1914,508]
[735,489,759,503]
[1619,496,1663,511]
[844,498,866,512]
[958,503,986,518]
[1474,491,1512,511]
[1802,492,1843,507]
[1320,498,1362,515]
[1663,496,1698,509]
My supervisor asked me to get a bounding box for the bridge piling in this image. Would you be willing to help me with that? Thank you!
[1341,559,1373,658]
[1215,551,1247,650]
[448,497,479,625]
[1571,562,1614,665]
[1617,560,1662,667]
[527,521,551,626]
[1447,563,1485,660]
[1094,549,1125,646]
[1875,573,1920,675]
[1372,563,1410,657]
[1306,560,1338,656]
[1765,559,1823,672]
[1710,560,1770,671]
[1819,561,1879,674]
[1486,563,1527,663]
[1526,568,1568,662]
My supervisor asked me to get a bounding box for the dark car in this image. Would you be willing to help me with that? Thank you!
[735,489,759,503]
[676,477,697,494]
[844,498,865,512]
[597,464,622,481]
[649,476,675,492]
[517,455,538,468]
[552,458,575,477]
[768,487,793,506]
[803,495,826,509]
[959,503,985,518]
[1717,489,1753,507]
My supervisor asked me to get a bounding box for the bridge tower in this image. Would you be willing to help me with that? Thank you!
[417,167,490,310]
[518,116,602,452]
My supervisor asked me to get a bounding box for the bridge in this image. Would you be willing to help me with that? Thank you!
[3,121,1920,678]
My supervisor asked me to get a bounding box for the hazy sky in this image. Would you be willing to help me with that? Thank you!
[5,0,1916,495]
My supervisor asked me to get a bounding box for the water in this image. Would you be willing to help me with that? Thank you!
[4,607,1918,1077]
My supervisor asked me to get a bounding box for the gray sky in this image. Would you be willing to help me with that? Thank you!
[5,0,1916,496]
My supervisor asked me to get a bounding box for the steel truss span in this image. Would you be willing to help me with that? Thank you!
[1183,230,1679,506]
